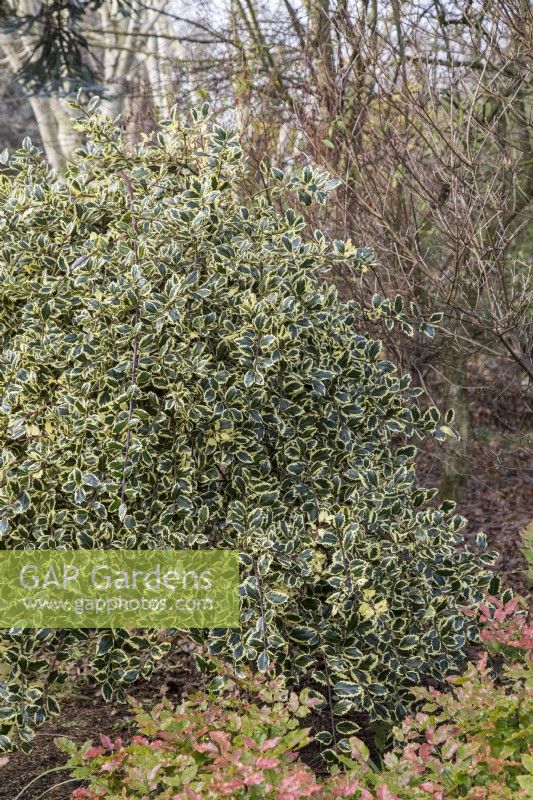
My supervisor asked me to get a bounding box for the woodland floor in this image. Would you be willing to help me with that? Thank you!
[419,362,532,607]
[1,371,531,800]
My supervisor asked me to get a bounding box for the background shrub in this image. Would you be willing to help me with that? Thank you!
[0,103,497,751]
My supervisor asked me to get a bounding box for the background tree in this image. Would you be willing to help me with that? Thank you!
[174,0,532,503]
[0,0,179,167]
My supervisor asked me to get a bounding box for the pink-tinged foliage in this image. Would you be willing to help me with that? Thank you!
[82,746,105,760]
[214,779,243,795]
[384,605,533,798]
[476,595,533,653]
[244,771,265,786]
[209,730,231,753]
[376,785,400,800]
[98,734,113,751]
[58,613,532,800]
[256,756,281,768]
[98,761,117,773]
[277,770,322,799]
[261,736,282,750]
[59,661,331,800]
[418,781,443,798]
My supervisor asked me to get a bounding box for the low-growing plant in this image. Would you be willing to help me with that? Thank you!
[473,594,533,661]
[1,100,497,750]
[58,611,533,800]
[57,662,360,800]
[380,606,533,799]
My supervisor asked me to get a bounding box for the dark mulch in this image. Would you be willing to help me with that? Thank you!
[416,442,532,607]
[0,646,199,800]
[417,362,532,608]
[1,691,133,800]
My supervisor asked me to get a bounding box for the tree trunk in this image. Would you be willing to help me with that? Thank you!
[0,3,81,170]
[98,2,140,119]
[309,0,335,108]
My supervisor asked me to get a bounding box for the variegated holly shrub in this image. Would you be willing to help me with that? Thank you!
[0,101,498,752]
